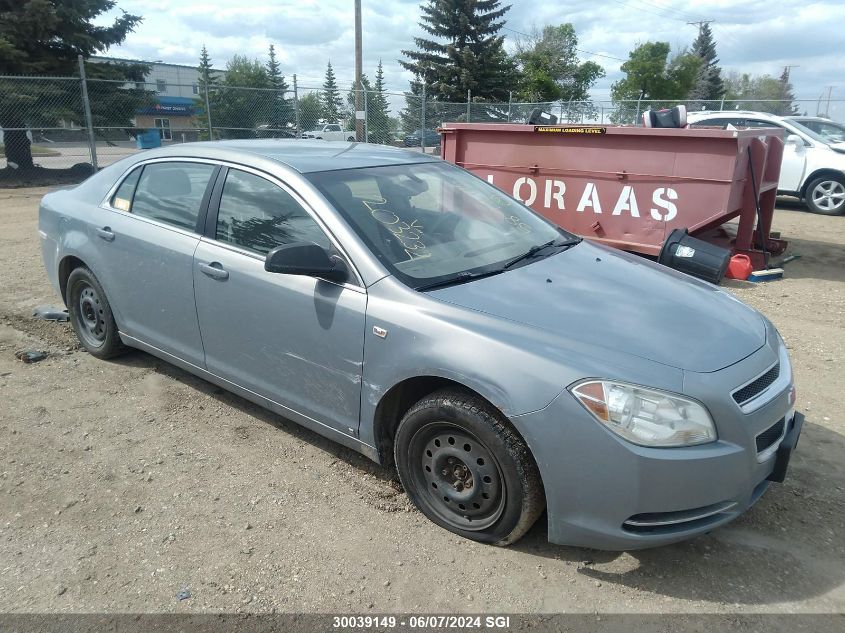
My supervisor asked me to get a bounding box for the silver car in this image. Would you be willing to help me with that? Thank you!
[39,141,802,550]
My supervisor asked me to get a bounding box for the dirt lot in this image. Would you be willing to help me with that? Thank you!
[0,188,843,617]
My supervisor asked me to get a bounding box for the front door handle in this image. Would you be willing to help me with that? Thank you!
[96,227,115,242]
[198,262,229,281]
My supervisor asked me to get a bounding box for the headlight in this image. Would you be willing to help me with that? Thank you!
[570,380,717,447]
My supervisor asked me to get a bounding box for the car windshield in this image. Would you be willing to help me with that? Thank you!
[308,162,576,289]
[795,119,845,143]
[785,120,831,145]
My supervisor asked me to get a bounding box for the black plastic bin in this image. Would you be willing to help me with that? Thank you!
[658,228,731,284]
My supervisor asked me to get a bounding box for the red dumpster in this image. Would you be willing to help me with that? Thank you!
[439,123,787,269]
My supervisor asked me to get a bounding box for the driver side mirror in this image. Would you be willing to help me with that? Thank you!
[785,134,806,150]
[264,242,348,284]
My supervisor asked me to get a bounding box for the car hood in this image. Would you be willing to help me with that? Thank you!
[428,242,766,373]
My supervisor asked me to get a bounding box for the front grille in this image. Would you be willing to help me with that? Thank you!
[733,363,780,405]
[756,417,785,453]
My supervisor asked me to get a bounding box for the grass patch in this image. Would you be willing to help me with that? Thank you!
[0,144,61,158]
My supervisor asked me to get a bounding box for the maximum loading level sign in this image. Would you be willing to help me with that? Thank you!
[535,126,607,134]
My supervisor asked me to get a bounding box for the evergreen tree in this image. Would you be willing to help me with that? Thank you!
[688,23,725,104]
[321,61,345,123]
[777,67,799,115]
[197,45,218,91]
[371,61,393,143]
[265,44,293,132]
[400,0,516,102]
[0,0,145,171]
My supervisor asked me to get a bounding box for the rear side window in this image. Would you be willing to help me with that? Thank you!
[131,162,216,231]
[111,167,141,211]
[215,169,330,254]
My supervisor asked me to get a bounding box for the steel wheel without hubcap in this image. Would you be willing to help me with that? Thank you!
[809,179,845,214]
[75,283,107,347]
[408,422,506,531]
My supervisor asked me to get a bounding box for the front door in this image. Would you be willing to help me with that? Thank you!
[93,160,218,366]
[192,167,367,434]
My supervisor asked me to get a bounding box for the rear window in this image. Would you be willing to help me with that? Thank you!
[130,162,216,231]
[111,167,141,211]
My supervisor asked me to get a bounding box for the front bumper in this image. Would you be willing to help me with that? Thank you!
[511,346,800,550]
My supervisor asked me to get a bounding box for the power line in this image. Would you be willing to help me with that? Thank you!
[500,26,627,63]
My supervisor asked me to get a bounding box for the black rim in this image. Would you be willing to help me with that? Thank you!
[74,282,107,348]
[407,422,506,531]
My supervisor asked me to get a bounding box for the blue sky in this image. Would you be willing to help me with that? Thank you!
[98,0,845,115]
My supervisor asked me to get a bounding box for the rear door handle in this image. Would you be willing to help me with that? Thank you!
[97,227,115,242]
[198,262,229,281]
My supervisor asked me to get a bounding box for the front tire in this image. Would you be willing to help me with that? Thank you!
[805,176,845,215]
[394,390,544,546]
[66,266,126,359]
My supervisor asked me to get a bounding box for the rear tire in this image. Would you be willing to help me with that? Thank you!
[805,175,845,215]
[394,389,544,546]
[66,266,126,359]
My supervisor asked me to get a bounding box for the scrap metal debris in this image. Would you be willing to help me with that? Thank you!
[176,588,191,601]
[14,350,48,363]
[33,306,69,322]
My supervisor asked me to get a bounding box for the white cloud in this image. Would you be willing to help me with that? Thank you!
[97,0,845,108]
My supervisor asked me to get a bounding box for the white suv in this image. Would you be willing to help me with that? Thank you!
[687,110,845,215]
[302,123,356,142]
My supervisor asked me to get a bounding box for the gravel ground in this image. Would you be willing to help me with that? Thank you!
[0,188,843,616]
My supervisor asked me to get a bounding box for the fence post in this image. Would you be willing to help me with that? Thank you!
[293,74,301,138]
[559,100,564,122]
[466,90,471,122]
[635,97,643,125]
[719,96,725,111]
[507,91,512,122]
[77,55,98,172]
[203,67,213,140]
[420,83,427,151]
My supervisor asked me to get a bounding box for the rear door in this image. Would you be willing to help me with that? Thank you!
[192,166,367,434]
[95,160,218,366]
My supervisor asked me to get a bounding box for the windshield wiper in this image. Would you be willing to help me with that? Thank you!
[415,269,505,292]
[502,236,581,270]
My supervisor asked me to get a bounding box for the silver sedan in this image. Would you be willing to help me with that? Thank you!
[39,141,802,549]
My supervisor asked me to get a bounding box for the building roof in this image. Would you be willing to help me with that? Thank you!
[90,55,224,73]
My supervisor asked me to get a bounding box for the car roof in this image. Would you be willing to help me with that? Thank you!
[687,110,781,119]
[786,115,835,123]
[131,140,440,174]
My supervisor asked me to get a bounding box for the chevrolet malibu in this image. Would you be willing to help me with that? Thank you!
[39,141,803,549]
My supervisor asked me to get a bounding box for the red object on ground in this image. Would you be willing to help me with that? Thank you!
[726,254,754,280]
[439,123,788,269]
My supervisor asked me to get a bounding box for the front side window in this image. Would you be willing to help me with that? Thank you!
[215,169,330,255]
[131,162,216,231]
[328,124,341,132]
[308,161,571,289]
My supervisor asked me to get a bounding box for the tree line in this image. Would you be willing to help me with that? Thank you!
[196,47,395,142]
[0,0,809,175]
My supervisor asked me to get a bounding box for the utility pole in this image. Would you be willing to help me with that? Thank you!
[354,0,364,142]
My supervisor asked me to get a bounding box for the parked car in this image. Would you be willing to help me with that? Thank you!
[302,123,355,141]
[786,116,845,144]
[688,110,845,215]
[40,140,801,550]
[403,128,441,147]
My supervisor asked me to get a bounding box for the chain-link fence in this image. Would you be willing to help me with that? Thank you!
[1,67,842,187]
